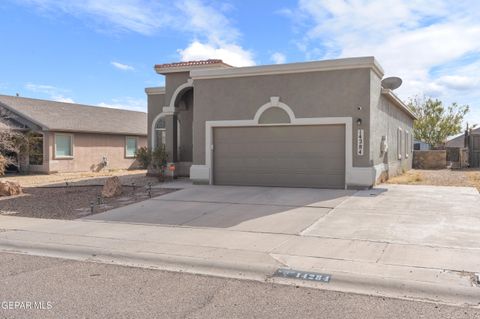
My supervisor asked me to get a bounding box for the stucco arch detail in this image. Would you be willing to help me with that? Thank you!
[169,79,193,109]
[253,97,295,124]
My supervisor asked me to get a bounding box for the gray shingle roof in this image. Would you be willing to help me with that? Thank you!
[446,128,480,148]
[0,95,147,135]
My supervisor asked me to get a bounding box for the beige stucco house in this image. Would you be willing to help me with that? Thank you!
[146,57,416,189]
[0,95,147,173]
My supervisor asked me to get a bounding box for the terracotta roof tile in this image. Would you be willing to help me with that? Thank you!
[155,59,231,69]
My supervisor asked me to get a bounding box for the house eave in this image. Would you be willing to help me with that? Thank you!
[155,63,232,75]
[0,101,49,131]
[381,88,418,120]
[190,56,385,80]
[46,129,147,136]
[145,87,166,95]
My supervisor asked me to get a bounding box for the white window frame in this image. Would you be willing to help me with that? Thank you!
[397,128,403,160]
[405,130,410,159]
[125,136,138,158]
[54,133,74,159]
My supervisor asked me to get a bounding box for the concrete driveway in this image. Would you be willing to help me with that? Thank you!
[85,182,480,250]
[84,185,355,234]
[2,182,480,305]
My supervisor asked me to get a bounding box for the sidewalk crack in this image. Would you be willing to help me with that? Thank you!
[375,243,389,263]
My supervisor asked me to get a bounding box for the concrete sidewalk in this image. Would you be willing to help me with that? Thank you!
[0,212,479,307]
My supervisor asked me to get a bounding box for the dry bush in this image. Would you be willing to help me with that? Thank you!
[0,154,7,176]
[387,171,423,184]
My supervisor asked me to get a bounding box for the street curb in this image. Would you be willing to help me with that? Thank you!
[0,240,479,308]
[0,240,278,282]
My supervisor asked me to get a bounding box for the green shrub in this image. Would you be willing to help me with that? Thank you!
[152,145,168,170]
[135,146,151,169]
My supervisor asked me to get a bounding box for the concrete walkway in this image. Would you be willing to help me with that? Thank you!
[0,183,479,307]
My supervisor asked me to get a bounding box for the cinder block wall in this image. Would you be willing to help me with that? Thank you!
[413,150,446,169]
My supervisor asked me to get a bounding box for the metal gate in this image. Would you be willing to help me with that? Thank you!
[469,135,480,168]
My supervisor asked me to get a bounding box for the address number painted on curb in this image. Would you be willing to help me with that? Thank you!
[274,268,331,283]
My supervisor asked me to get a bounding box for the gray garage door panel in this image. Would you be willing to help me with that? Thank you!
[213,125,345,189]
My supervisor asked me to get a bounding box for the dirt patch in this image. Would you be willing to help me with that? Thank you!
[0,170,156,188]
[387,169,480,191]
[0,186,176,219]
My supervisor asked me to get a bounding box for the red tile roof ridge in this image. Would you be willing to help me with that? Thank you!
[155,59,231,69]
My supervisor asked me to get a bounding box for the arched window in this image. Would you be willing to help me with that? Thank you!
[155,116,166,148]
[153,116,181,156]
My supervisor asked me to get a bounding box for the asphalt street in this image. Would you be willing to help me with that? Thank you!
[0,252,479,319]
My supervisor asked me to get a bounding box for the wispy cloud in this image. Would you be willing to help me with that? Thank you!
[25,83,75,103]
[12,0,256,67]
[97,97,146,112]
[271,52,286,64]
[177,0,255,66]
[13,0,171,35]
[178,41,254,67]
[111,61,134,71]
[283,0,480,124]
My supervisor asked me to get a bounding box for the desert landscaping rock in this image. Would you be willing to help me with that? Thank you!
[0,169,157,188]
[101,176,123,198]
[0,180,22,197]
[0,186,176,219]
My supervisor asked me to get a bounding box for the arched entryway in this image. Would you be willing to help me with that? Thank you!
[174,87,193,162]
[151,82,193,176]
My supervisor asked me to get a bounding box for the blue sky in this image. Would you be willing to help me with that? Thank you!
[1,0,480,126]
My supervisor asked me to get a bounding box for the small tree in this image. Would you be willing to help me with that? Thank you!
[135,146,151,169]
[409,97,469,148]
[152,144,169,173]
[0,129,28,175]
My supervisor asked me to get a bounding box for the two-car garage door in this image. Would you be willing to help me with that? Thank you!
[212,125,346,189]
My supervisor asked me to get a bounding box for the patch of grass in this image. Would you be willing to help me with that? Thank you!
[467,171,480,191]
[387,171,423,185]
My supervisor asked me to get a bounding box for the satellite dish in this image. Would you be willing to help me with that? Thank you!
[382,77,402,90]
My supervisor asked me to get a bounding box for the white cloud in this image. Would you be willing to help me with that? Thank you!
[111,61,134,71]
[179,0,238,44]
[54,96,75,103]
[14,0,256,66]
[178,41,254,67]
[286,0,480,125]
[271,52,286,64]
[436,75,479,91]
[25,83,75,103]
[98,97,146,112]
[176,0,255,67]
[13,0,170,35]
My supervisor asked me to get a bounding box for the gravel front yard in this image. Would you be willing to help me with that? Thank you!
[0,170,180,219]
[0,185,176,219]
[387,169,480,191]
[0,170,156,187]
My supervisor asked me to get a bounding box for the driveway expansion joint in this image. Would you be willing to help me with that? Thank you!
[153,198,336,209]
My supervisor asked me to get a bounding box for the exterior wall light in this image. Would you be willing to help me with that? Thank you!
[357,118,362,126]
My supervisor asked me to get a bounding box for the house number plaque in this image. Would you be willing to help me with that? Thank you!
[357,129,364,156]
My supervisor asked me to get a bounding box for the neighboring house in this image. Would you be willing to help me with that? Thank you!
[0,95,147,173]
[146,57,416,189]
[446,129,478,148]
[446,127,480,167]
[413,139,431,151]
